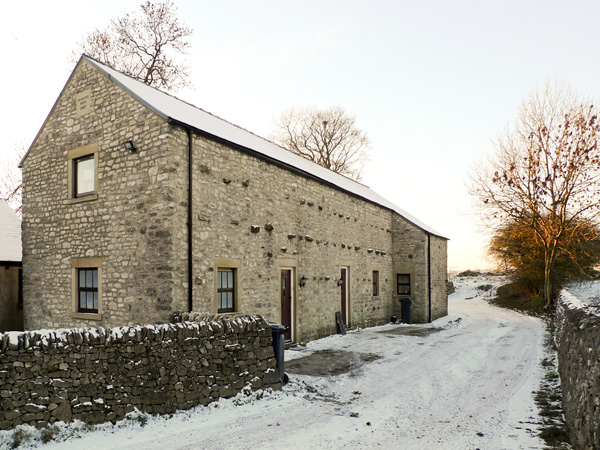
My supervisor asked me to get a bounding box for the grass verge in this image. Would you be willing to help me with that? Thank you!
[488,282,550,318]
[489,281,570,449]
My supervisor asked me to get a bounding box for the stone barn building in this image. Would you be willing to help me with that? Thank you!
[20,56,448,343]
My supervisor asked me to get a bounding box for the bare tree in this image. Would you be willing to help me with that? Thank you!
[469,82,600,306]
[271,106,371,181]
[71,0,192,91]
[0,146,25,216]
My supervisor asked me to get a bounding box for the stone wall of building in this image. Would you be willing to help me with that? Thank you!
[555,291,600,449]
[389,217,448,323]
[0,315,279,431]
[22,59,187,330]
[21,58,447,342]
[429,235,449,321]
[178,127,403,342]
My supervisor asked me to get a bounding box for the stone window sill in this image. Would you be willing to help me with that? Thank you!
[67,194,98,204]
[70,312,102,321]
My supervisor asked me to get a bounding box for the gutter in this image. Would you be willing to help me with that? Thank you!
[187,127,193,313]
[428,233,432,323]
[0,261,22,267]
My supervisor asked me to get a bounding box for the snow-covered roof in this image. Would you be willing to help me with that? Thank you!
[0,199,22,263]
[35,55,446,239]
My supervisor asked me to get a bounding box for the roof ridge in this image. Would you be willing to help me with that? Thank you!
[82,56,369,188]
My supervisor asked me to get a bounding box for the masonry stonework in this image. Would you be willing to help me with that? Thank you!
[179,128,397,342]
[22,61,187,330]
[0,315,279,430]
[555,293,600,450]
[21,57,448,342]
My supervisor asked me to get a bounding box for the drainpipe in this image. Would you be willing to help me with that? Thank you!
[187,127,193,313]
[427,233,432,323]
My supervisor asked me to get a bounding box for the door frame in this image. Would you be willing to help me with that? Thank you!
[340,266,350,326]
[280,266,296,342]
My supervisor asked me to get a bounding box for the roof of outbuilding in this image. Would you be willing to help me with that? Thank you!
[29,55,447,239]
[0,199,22,263]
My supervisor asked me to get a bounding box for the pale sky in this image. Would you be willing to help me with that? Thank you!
[3,0,600,271]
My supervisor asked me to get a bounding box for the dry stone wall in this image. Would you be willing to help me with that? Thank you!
[555,291,600,450]
[0,315,279,430]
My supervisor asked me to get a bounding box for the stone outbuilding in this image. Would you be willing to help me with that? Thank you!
[20,56,448,342]
[0,199,23,332]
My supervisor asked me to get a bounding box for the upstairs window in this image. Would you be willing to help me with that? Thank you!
[217,268,236,313]
[74,155,95,197]
[397,274,411,295]
[67,144,98,203]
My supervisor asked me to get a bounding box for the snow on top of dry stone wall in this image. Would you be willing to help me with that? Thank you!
[563,279,600,309]
[561,287,600,317]
[0,315,267,353]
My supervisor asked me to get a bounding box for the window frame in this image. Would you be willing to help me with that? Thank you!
[67,144,98,203]
[213,258,241,314]
[71,257,102,320]
[397,273,411,295]
[217,268,236,313]
[73,155,95,198]
[372,270,379,297]
[77,268,99,314]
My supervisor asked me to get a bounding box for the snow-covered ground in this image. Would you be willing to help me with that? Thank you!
[3,275,547,450]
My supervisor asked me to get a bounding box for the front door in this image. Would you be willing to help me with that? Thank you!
[340,267,348,326]
[281,269,292,341]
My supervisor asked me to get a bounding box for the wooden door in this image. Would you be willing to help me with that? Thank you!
[340,267,348,326]
[281,269,292,341]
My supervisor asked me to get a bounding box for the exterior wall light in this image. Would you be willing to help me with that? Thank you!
[337,278,344,286]
[299,276,307,287]
[123,140,137,152]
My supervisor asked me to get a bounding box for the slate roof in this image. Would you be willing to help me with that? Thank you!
[26,55,447,239]
[0,199,22,263]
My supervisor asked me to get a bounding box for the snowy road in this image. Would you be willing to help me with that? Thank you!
[35,276,545,450]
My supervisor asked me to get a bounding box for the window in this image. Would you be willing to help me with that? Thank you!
[67,143,98,202]
[397,274,411,295]
[372,270,379,296]
[71,257,102,320]
[74,155,95,197]
[217,268,235,313]
[78,268,99,313]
